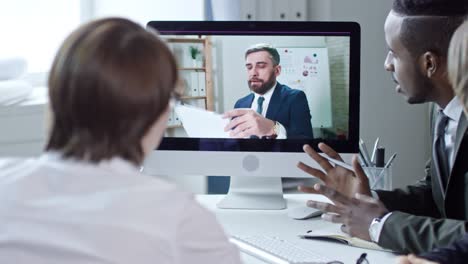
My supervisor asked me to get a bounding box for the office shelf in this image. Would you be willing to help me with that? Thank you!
[165,36,213,129]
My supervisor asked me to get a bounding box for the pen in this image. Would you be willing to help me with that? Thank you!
[371,137,380,165]
[357,253,368,264]
[360,149,376,178]
[382,153,397,169]
[359,139,373,167]
[358,151,369,167]
[320,154,354,171]
[371,153,397,189]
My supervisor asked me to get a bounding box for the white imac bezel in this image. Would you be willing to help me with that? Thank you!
[143,151,355,209]
[144,20,361,210]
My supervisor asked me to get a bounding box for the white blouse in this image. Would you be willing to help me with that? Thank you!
[0,153,241,264]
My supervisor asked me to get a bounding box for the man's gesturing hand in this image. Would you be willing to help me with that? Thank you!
[297,143,372,198]
[307,184,389,241]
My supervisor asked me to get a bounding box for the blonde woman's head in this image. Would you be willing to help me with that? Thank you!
[448,19,468,115]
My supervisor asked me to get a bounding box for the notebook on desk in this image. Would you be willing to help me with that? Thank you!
[299,231,393,252]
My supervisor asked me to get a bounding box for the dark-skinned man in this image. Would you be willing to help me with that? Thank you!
[298,0,468,254]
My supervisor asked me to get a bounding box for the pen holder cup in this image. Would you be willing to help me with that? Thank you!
[363,167,393,191]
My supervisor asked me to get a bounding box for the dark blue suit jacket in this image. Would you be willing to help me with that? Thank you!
[234,82,313,138]
[420,233,468,264]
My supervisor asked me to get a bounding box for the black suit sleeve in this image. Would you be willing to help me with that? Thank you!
[376,164,468,254]
[376,159,440,217]
[379,212,467,254]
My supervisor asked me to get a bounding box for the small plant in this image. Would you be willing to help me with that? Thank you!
[189,46,201,60]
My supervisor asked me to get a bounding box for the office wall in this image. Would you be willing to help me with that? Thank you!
[310,0,431,188]
[327,37,350,136]
[215,36,326,113]
[92,0,204,25]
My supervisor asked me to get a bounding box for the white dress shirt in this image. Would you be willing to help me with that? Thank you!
[440,96,463,170]
[250,82,287,139]
[0,153,241,264]
[369,96,464,243]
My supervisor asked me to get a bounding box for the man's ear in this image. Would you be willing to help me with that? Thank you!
[275,65,282,76]
[419,51,440,78]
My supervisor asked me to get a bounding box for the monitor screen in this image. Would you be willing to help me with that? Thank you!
[148,21,360,153]
[144,21,360,209]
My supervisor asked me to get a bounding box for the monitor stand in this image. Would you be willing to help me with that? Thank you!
[217,176,287,210]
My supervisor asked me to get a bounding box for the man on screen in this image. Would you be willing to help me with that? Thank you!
[223,43,313,139]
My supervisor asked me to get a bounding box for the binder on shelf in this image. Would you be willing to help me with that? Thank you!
[240,0,257,20]
[190,71,199,96]
[272,0,289,20]
[172,44,185,66]
[180,71,191,96]
[167,109,175,126]
[184,44,193,68]
[185,98,206,109]
[257,0,273,21]
[173,111,182,126]
[288,0,307,21]
[198,71,206,96]
[198,98,207,109]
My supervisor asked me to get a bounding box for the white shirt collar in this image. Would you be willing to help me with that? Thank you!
[440,96,463,123]
[253,81,277,102]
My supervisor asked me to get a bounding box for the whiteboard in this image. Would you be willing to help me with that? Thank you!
[276,47,332,128]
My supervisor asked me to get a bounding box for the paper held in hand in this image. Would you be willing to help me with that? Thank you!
[174,104,231,138]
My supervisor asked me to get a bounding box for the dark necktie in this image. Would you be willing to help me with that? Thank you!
[434,110,450,187]
[249,97,265,139]
[256,96,265,115]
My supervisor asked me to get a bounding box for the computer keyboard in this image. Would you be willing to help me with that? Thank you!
[229,235,335,264]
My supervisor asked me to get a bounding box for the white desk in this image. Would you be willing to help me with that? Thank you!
[197,194,396,264]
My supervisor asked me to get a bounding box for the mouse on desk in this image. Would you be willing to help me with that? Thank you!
[287,206,323,220]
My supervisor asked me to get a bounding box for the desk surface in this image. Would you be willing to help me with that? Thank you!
[197,194,396,264]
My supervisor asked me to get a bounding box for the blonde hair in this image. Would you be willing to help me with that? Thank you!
[448,19,468,113]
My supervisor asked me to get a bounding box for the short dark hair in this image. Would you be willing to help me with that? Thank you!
[46,17,178,165]
[392,0,468,59]
[245,43,280,66]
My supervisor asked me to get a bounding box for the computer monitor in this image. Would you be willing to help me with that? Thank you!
[144,21,360,209]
